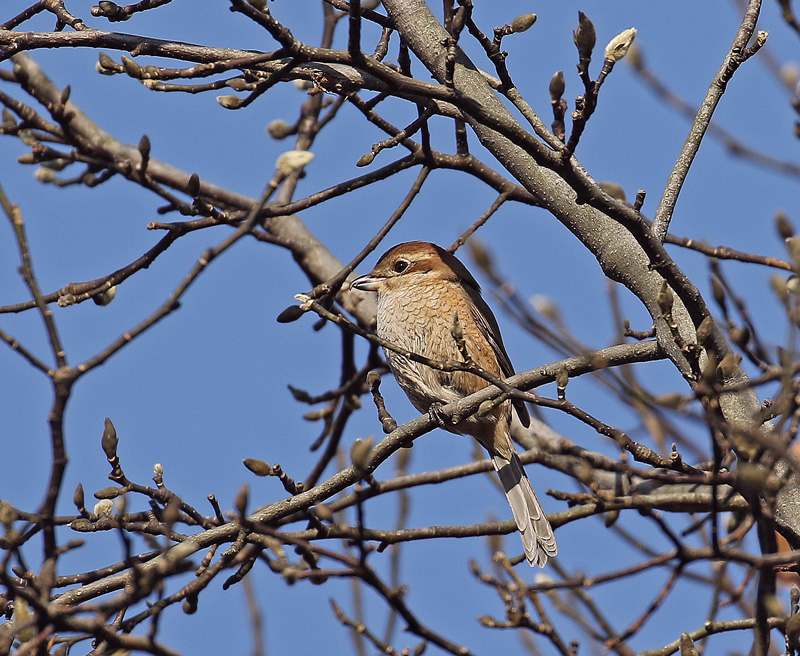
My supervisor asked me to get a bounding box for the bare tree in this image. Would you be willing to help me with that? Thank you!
[1,1,800,655]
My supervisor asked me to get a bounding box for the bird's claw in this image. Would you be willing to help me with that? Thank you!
[428,402,459,427]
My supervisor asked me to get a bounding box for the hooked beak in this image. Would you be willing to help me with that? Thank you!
[350,274,381,292]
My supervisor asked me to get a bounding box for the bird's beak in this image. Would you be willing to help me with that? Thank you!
[350,274,381,292]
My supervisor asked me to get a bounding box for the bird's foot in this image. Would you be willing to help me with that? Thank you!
[428,403,459,427]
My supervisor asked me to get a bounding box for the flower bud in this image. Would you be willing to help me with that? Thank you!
[771,274,789,302]
[217,95,243,109]
[92,285,117,306]
[604,27,637,63]
[510,13,537,34]
[97,52,118,75]
[788,237,800,268]
[266,119,292,139]
[275,150,314,175]
[93,499,114,517]
[226,78,250,92]
[120,55,140,77]
[350,437,374,469]
[356,151,376,167]
[34,167,56,183]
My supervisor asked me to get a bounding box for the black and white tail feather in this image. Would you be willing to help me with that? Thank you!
[493,453,558,567]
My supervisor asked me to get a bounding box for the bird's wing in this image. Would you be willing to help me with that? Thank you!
[463,283,531,428]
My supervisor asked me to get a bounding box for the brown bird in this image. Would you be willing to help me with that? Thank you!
[351,241,557,567]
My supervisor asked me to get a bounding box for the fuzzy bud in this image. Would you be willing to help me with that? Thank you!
[34,167,56,183]
[771,274,789,302]
[120,55,140,77]
[92,286,117,306]
[604,27,637,63]
[275,150,314,176]
[93,499,114,517]
[349,437,374,469]
[226,78,250,92]
[217,95,243,110]
[510,13,537,34]
[266,119,292,139]
[356,151,376,167]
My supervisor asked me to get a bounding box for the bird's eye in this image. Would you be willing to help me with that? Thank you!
[393,259,409,273]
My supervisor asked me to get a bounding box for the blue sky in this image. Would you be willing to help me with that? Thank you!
[1,1,798,654]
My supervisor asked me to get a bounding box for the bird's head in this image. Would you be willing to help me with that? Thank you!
[350,241,480,295]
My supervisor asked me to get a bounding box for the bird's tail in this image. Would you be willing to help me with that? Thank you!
[492,453,558,567]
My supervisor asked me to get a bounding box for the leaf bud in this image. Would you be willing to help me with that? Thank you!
[101,417,118,460]
[73,483,85,510]
[598,181,626,202]
[276,304,305,323]
[695,315,715,347]
[234,483,249,516]
[656,281,673,315]
[243,458,272,476]
[94,486,123,499]
[716,351,738,378]
[182,594,199,614]
[549,70,565,101]
[573,12,596,72]
[776,210,794,239]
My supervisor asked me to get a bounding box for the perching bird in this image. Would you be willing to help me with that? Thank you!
[350,241,557,567]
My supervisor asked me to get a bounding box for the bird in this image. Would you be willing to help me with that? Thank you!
[350,241,557,567]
